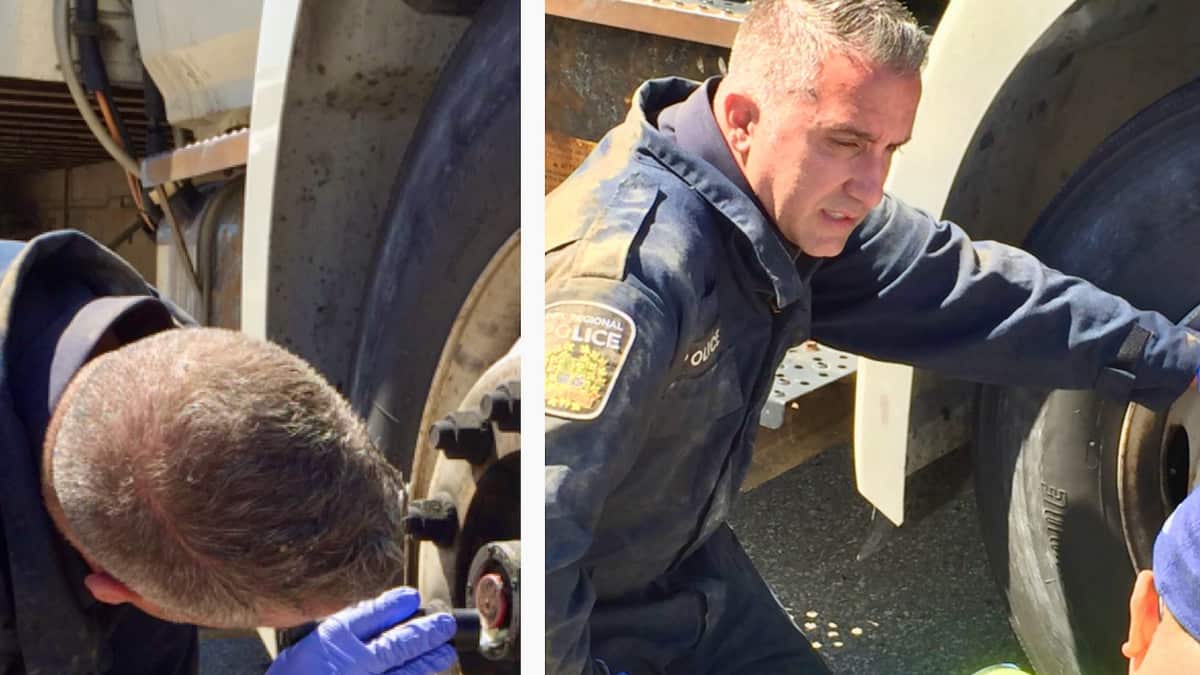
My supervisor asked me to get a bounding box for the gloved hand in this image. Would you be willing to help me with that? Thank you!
[267,587,456,675]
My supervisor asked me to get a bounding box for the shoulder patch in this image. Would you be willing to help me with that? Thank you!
[545,300,636,420]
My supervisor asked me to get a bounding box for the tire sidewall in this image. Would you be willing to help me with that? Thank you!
[348,0,520,475]
[974,387,1131,675]
[973,76,1200,675]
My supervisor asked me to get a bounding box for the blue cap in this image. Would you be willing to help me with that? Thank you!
[1154,490,1200,641]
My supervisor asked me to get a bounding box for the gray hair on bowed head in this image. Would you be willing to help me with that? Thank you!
[45,327,407,627]
[726,0,931,106]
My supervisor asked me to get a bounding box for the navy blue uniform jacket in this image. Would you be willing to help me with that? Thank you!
[0,231,197,675]
[544,77,1200,673]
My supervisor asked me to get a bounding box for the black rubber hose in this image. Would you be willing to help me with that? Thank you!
[73,0,167,236]
[75,0,135,150]
[142,68,172,156]
[75,0,106,91]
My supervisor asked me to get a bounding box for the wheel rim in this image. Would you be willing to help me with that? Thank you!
[401,234,521,673]
[411,347,520,673]
[1119,305,1200,570]
[409,231,520,509]
[416,347,520,604]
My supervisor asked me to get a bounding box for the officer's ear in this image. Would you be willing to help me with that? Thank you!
[83,571,141,606]
[85,572,189,624]
[1123,570,1161,667]
[717,90,759,156]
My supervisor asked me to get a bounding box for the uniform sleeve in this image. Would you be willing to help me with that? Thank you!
[545,274,680,675]
[810,195,1200,411]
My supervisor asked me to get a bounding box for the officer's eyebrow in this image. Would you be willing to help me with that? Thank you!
[825,123,912,148]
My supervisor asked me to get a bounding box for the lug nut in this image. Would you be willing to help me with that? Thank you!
[480,381,521,432]
[429,411,493,465]
[474,572,509,629]
[403,497,458,547]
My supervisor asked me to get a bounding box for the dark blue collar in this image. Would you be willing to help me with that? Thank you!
[627,77,818,309]
[0,232,182,673]
[657,77,762,206]
[48,296,174,417]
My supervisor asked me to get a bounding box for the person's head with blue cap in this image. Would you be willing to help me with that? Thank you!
[1123,488,1200,671]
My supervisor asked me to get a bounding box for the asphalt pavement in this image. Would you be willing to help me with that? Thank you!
[199,634,270,674]
[731,444,1031,675]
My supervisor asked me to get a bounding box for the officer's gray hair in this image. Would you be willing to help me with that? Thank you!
[46,328,407,626]
[727,0,930,106]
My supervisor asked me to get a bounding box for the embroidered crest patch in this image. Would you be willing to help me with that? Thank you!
[545,300,636,420]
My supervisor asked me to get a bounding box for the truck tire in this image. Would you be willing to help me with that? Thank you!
[348,0,519,671]
[349,0,518,475]
[974,76,1200,675]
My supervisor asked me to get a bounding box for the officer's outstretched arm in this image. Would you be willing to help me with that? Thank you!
[545,275,678,675]
[809,194,1200,411]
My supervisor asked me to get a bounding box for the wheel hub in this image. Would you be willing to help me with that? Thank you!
[1118,305,1200,569]
[407,345,520,670]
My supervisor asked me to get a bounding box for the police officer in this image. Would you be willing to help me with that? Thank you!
[1123,478,1200,672]
[1,229,454,674]
[544,1,1200,673]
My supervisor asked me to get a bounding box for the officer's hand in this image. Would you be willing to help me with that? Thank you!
[266,588,456,675]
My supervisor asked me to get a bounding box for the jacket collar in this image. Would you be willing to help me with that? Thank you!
[622,77,817,309]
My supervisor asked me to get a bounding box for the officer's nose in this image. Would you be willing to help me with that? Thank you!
[845,154,888,209]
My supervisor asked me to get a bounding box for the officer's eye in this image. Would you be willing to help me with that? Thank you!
[830,137,862,153]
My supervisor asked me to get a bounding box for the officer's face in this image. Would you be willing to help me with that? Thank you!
[743,53,921,257]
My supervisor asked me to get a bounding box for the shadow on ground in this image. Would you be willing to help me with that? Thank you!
[199,635,271,675]
[731,446,1033,675]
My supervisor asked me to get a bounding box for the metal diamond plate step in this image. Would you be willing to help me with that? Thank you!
[759,341,857,429]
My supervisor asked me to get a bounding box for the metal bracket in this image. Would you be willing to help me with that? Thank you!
[139,127,248,187]
[546,0,748,48]
[759,341,857,429]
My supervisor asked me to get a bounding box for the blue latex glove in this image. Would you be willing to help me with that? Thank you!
[267,588,456,675]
